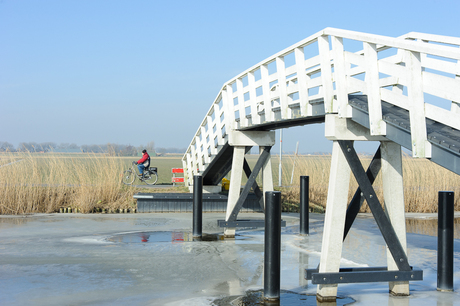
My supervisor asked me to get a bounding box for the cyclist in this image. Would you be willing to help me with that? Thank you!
[136,149,150,177]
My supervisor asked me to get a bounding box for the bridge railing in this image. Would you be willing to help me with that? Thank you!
[182,28,460,185]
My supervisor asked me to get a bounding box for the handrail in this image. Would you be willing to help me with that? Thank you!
[399,31,460,47]
[182,28,460,186]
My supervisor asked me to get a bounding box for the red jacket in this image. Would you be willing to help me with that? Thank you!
[137,153,150,165]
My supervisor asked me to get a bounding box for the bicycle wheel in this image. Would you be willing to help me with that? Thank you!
[143,171,158,185]
[122,170,136,185]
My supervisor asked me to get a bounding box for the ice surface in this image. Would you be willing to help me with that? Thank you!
[0,213,459,305]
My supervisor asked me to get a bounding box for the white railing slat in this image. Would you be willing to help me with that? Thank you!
[407,50,431,158]
[425,103,460,131]
[295,47,312,117]
[318,35,335,113]
[276,56,289,119]
[364,42,386,135]
[423,72,460,103]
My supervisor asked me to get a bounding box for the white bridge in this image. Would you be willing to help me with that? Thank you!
[181,28,460,301]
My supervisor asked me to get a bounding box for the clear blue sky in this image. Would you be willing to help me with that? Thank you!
[1,0,459,153]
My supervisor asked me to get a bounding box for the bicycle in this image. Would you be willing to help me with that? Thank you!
[122,161,158,185]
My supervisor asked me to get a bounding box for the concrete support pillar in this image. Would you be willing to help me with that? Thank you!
[224,131,276,237]
[381,141,409,296]
[224,146,245,237]
[317,141,351,302]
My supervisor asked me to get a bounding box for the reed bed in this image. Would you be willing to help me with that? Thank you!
[279,153,460,213]
[0,152,140,214]
[1,151,459,215]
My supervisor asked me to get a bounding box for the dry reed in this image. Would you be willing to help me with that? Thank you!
[0,152,138,214]
[280,153,460,213]
[1,151,459,215]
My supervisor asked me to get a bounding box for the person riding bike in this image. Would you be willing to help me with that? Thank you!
[136,149,150,177]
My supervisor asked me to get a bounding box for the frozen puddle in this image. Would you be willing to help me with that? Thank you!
[106,231,226,243]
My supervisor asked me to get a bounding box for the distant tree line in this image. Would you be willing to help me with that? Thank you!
[155,147,187,154]
[0,141,74,153]
[0,141,188,156]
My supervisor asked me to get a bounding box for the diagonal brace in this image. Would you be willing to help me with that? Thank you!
[338,140,411,271]
[228,147,271,222]
[243,158,265,212]
[343,145,382,240]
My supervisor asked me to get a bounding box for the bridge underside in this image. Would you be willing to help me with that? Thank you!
[238,114,325,131]
[201,95,460,186]
[201,143,234,186]
[200,115,325,186]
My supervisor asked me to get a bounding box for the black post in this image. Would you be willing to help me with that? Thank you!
[300,176,309,235]
[437,191,454,292]
[264,191,282,302]
[193,175,203,238]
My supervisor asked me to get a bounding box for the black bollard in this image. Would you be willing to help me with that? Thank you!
[437,191,454,292]
[264,191,282,302]
[300,176,309,235]
[193,175,203,238]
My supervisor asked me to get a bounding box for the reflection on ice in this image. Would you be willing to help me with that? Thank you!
[299,251,309,288]
[406,217,460,239]
[387,295,410,306]
[106,231,225,243]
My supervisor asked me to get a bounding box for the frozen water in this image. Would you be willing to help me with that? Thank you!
[212,289,355,305]
[0,212,459,305]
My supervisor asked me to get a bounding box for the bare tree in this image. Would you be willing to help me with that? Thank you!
[58,143,70,150]
[18,142,39,152]
[39,142,57,152]
[145,141,155,152]
[0,142,15,152]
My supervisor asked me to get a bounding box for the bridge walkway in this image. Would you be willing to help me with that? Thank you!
[180,28,460,301]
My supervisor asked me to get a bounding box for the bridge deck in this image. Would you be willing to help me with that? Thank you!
[349,95,460,175]
[200,94,460,185]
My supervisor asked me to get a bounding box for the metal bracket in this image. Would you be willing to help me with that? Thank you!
[306,267,423,284]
